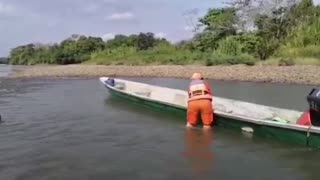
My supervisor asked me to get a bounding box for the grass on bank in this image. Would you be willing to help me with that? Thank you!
[263,46,320,66]
[260,57,320,66]
[267,17,320,66]
[84,44,257,66]
[85,37,320,66]
[85,47,320,66]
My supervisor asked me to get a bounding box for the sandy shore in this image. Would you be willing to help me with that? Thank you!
[6,64,320,86]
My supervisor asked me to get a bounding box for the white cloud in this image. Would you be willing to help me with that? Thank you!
[105,12,135,21]
[102,33,115,41]
[155,32,166,38]
[0,2,16,16]
[184,26,194,31]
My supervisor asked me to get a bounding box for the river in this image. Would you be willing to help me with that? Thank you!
[0,65,319,180]
[0,64,12,77]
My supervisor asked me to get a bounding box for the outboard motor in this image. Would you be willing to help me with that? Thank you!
[307,88,320,126]
[105,78,115,86]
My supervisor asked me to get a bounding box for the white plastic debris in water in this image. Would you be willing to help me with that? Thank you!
[241,127,254,133]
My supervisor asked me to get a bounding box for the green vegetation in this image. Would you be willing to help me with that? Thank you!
[7,0,320,66]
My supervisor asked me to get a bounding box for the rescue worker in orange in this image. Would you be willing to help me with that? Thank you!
[186,73,214,129]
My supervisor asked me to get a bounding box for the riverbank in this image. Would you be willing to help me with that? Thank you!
[5,64,320,86]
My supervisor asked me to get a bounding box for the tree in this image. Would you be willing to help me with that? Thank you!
[193,7,239,51]
[137,32,156,50]
[182,8,201,32]
[199,8,238,37]
[9,44,36,65]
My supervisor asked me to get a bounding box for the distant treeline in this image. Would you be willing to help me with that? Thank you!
[0,57,8,64]
[7,0,320,66]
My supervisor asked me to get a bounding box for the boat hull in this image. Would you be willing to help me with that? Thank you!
[309,132,320,148]
[103,83,312,148]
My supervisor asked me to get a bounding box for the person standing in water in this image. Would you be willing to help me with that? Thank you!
[186,72,214,129]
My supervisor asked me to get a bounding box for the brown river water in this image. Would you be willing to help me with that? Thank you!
[0,65,320,180]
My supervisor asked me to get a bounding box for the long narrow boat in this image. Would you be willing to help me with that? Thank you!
[99,77,320,148]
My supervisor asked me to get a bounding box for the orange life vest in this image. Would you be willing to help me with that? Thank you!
[188,80,212,102]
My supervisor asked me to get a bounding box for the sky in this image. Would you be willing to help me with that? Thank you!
[1,0,320,57]
[0,0,224,56]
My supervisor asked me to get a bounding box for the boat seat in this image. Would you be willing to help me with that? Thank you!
[134,89,151,97]
[215,103,233,114]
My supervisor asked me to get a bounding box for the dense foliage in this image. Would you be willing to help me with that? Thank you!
[7,0,320,66]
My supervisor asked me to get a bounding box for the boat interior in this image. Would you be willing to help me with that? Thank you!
[100,77,304,125]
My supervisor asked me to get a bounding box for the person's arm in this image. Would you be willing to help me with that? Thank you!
[205,81,213,95]
[187,83,191,97]
[205,81,214,107]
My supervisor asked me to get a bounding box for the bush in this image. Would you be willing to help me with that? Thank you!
[216,36,242,56]
[277,17,320,60]
[278,58,295,66]
[278,45,320,59]
[205,53,256,66]
[87,45,258,66]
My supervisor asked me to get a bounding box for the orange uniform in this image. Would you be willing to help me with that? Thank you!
[187,79,214,127]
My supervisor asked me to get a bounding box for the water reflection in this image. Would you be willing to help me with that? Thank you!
[184,128,214,176]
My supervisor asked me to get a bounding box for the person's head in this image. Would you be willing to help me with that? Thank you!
[191,72,204,80]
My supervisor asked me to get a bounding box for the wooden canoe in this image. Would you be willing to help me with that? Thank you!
[99,77,320,148]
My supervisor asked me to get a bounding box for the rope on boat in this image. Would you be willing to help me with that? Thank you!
[306,125,312,146]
